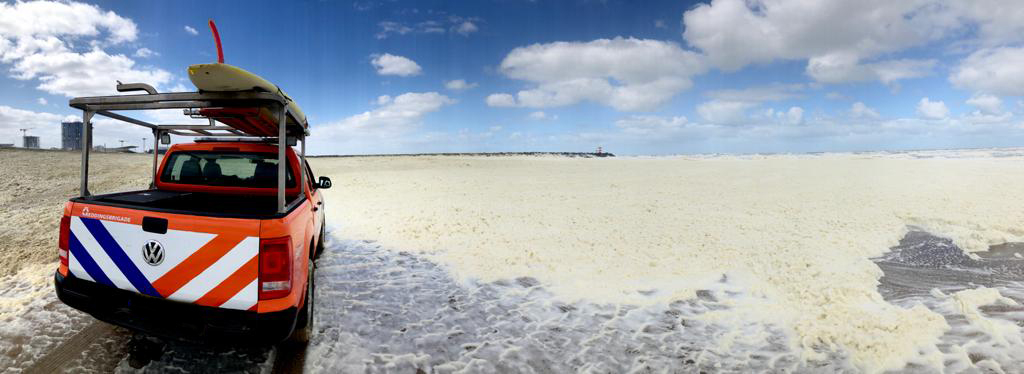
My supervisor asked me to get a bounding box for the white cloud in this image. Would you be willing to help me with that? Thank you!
[133,47,157,58]
[0,1,172,97]
[654,20,668,29]
[950,47,1024,96]
[697,100,758,125]
[679,0,1024,86]
[682,0,951,71]
[963,111,1013,125]
[705,83,805,102]
[445,79,477,91]
[615,115,690,135]
[36,97,46,105]
[962,94,1012,124]
[370,53,422,77]
[320,92,454,139]
[11,49,172,97]
[784,106,804,125]
[916,97,949,120]
[806,55,935,84]
[0,1,138,47]
[184,25,198,35]
[455,21,478,36]
[486,93,516,107]
[376,16,482,39]
[756,106,805,125]
[944,0,1024,47]
[966,94,1003,115]
[850,102,880,119]
[826,92,846,100]
[488,37,705,111]
[376,21,414,39]
[527,111,557,120]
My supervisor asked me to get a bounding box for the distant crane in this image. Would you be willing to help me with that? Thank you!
[19,128,33,148]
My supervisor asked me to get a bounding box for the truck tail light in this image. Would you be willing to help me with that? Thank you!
[259,236,292,300]
[58,216,70,268]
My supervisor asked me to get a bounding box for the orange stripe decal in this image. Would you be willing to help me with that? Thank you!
[152,234,246,297]
[195,255,258,307]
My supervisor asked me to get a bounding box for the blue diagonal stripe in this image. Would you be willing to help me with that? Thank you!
[80,217,162,297]
[68,232,115,288]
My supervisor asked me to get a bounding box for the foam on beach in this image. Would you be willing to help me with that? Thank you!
[310,150,1024,372]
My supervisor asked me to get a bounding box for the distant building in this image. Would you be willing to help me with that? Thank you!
[62,121,83,150]
[23,136,39,149]
[0,144,13,149]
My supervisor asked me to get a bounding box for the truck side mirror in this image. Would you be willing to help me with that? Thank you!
[160,133,171,145]
[317,176,332,189]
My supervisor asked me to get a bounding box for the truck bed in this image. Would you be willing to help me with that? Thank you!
[74,189,303,218]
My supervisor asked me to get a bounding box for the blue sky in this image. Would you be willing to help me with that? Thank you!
[1,0,1024,155]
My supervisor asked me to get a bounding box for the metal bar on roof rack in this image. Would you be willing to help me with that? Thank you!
[195,136,277,142]
[116,82,158,95]
[192,129,212,135]
[79,102,216,111]
[277,104,287,214]
[158,124,237,130]
[70,91,287,107]
[300,132,306,197]
[164,130,236,136]
[152,129,160,187]
[81,111,93,197]
[95,110,156,129]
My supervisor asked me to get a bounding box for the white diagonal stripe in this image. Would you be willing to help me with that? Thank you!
[68,253,94,282]
[168,236,258,304]
[71,217,139,293]
[219,280,257,311]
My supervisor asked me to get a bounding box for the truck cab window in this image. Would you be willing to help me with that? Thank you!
[161,151,296,188]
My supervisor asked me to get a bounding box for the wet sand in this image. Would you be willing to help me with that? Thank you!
[308,149,1024,371]
[0,148,1022,372]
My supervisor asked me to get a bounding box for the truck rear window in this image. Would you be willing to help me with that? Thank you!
[160,151,296,188]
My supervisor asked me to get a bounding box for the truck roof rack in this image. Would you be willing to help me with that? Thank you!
[70,82,311,213]
[70,85,309,138]
[194,136,297,146]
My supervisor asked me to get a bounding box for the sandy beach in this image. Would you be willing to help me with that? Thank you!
[309,150,1024,372]
[1,148,1022,372]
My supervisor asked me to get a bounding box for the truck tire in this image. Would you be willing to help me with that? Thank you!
[315,224,325,259]
[287,259,315,344]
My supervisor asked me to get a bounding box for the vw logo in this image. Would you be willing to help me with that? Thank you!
[142,240,164,266]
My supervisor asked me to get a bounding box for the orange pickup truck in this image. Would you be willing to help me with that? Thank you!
[54,86,329,344]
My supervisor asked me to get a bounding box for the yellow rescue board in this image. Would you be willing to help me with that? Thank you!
[187,63,307,126]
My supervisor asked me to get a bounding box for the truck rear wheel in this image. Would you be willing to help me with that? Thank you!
[314,224,326,259]
[287,259,315,344]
